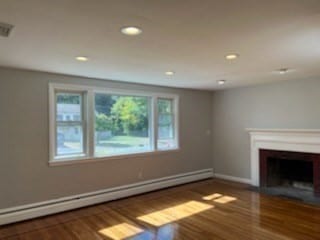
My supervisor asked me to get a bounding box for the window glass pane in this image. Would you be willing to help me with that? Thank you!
[94,94,151,156]
[56,125,83,156]
[157,99,175,149]
[158,98,172,114]
[56,93,81,122]
[158,138,175,149]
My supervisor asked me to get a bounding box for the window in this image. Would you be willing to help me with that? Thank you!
[54,92,86,158]
[157,98,176,149]
[49,84,179,164]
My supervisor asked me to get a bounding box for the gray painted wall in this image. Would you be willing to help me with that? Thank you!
[0,67,213,209]
[212,78,320,180]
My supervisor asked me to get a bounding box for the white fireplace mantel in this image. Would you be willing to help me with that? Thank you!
[247,128,320,186]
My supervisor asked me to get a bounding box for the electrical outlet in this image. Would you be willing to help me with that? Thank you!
[138,171,143,179]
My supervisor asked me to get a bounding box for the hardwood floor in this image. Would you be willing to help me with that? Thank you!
[1,179,320,240]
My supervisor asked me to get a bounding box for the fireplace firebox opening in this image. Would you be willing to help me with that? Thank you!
[267,158,313,191]
[259,149,320,204]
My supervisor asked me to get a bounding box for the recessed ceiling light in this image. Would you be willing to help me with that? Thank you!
[218,80,226,85]
[121,26,142,36]
[165,71,175,76]
[278,68,289,74]
[76,56,89,62]
[225,53,239,60]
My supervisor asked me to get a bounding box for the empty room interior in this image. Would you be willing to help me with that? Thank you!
[1,1,320,239]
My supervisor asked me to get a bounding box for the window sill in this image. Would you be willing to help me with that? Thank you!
[49,148,180,167]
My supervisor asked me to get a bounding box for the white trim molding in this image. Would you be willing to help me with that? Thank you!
[247,128,320,186]
[214,173,251,184]
[0,168,213,226]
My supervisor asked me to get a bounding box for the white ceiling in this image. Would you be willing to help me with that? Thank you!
[1,0,320,90]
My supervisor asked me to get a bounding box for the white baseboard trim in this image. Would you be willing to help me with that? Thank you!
[214,173,251,184]
[0,168,213,226]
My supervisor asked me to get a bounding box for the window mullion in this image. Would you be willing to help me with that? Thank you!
[56,121,82,126]
[149,97,154,151]
[174,96,179,148]
[54,123,58,157]
[87,90,95,158]
[153,96,159,150]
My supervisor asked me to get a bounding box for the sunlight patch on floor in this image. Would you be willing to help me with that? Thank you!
[202,193,223,200]
[203,193,237,204]
[214,196,237,204]
[99,223,144,240]
[137,200,213,227]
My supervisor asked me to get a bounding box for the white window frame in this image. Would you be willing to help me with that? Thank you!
[156,97,179,150]
[55,91,86,157]
[49,83,179,166]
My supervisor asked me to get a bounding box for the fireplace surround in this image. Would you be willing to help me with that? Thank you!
[248,129,320,185]
[248,129,320,202]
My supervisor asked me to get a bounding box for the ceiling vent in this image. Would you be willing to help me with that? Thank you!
[0,22,14,37]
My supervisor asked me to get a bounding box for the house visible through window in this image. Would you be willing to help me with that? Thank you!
[57,114,63,121]
[55,92,85,158]
[50,84,179,164]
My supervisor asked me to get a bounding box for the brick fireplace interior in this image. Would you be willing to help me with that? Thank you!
[259,149,320,202]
